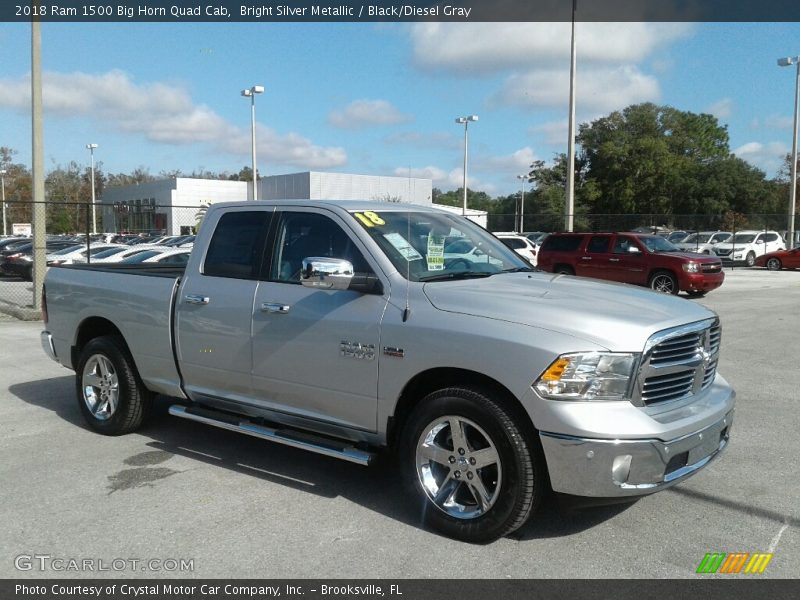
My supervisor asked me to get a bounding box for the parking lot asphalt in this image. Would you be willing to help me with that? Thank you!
[0,267,798,579]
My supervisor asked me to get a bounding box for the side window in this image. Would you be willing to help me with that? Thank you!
[765,233,779,243]
[203,211,269,279]
[613,236,636,254]
[542,235,583,252]
[270,212,370,284]
[587,235,610,253]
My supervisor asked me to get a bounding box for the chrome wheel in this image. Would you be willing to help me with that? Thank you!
[651,273,676,294]
[82,354,119,421]
[415,416,502,520]
[767,257,782,271]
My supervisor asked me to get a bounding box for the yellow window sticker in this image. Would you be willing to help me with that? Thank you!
[427,233,445,271]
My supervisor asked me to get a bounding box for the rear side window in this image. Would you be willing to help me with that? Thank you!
[204,211,269,279]
[541,235,583,252]
[502,238,526,250]
[587,236,611,253]
[765,233,779,243]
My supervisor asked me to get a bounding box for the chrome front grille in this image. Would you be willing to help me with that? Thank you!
[701,263,722,273]
[635,319,721,406]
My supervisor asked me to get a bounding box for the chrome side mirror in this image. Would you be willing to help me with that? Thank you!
[300,257,354,290]
[628,246,641,254]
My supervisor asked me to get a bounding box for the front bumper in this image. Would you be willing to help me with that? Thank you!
[540,409,733,497]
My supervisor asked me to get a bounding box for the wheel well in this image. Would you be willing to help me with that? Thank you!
[388,368,537,450]
[553,263,574,275]
[71,317,129,367]
[648,268,675,282]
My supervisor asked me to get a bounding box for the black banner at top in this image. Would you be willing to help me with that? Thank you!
[5,0,800,23]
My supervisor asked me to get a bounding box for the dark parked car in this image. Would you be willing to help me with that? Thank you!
[537,232,725,296]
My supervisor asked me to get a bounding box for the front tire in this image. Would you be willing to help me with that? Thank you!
[649,270,679,295]
[745,251,756,267]
[400,387,544,543]
[766,257,782,271]
[75,336,152,435]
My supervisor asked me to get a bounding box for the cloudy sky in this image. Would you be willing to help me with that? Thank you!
[1,21,799,195]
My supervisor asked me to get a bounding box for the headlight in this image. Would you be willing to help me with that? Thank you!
[534,352,638,401]
[683,262,699,273]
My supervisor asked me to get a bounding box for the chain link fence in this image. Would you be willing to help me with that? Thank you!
[0,200,797,317]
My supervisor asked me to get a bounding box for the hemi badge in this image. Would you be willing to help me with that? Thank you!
[383,347,404,358]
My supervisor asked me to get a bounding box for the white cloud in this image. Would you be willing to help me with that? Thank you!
[328,99,412,129]
[529,120,569,145]
[733,141,789,175]
[750,115,794,130]
[490,66,660,114]
[394,165,494,194]
[706,98,733,120]
[410,23,693,74]
[0,70,347,169]
[478,147,537,175]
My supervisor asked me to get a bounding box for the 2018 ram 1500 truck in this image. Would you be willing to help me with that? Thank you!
[41,201,735,543]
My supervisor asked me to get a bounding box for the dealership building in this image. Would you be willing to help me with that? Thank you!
[101,171,433,235]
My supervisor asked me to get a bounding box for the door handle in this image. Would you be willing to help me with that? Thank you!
[261,302,291,314]
[581,256,592,260]
[609,258,620,262]
[185,294,210,305]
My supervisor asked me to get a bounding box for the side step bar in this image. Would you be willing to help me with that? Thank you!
[168,405,374,466]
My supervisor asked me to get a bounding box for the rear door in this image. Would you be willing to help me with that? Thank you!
[575,234,612,279]
[175,208,272,403]
[250,208,389,432]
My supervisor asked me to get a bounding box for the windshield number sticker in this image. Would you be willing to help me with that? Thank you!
[353,211,386,228]
[427,234,445,271]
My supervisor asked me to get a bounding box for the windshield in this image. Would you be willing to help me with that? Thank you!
[640,236,680,253]
[50,244,83,256]
[683,234,711,244]
[731,234,756,243]
[349,209,528,281]
[92,247,129,259]
[120,250,162,263]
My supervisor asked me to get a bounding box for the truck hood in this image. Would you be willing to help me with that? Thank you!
[422,272,716,351]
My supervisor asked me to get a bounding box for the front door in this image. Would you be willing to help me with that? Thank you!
[250,209,388,432]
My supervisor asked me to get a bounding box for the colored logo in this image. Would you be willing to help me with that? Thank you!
[696,552,773,574]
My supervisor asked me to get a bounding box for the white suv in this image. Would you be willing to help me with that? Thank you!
[712,230,785,266]
[495,234,538,265]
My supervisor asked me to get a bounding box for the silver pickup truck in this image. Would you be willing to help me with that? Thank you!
[41,201,735,543]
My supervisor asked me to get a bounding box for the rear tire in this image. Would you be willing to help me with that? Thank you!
[75,336,152,435]
[766,257,782,271]
[649,270,679,295]
[400,386,544,543]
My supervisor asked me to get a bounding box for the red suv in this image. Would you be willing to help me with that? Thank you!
[537,232,724,296]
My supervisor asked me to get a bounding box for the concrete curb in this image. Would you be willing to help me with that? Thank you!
[0,301,41,321]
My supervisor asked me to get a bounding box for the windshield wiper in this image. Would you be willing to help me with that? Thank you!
[418,271,495,282]
[502,267,536,273]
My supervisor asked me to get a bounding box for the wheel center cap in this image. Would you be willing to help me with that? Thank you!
[457,456,469,469]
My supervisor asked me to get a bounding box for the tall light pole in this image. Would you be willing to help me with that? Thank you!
[86,144,98,234]
[241,85,264,200]
[455,115,478,215]
[778,56,800,249]
[565,0,577,232]
[0,169,7,237]
[517,174,527,233]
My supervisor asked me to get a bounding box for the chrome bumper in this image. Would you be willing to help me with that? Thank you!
[40,330,58,363]
[540,410,733,497]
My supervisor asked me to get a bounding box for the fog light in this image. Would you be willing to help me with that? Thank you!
[612,455,633,485]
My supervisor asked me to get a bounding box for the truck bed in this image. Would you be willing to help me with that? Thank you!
[44,264,185,398]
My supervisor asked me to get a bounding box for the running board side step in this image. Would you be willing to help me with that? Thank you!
[168,405,374,466]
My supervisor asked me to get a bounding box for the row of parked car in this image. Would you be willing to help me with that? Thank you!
[0,233,194,281]
[490,228,799,297]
